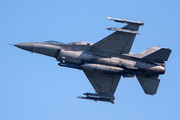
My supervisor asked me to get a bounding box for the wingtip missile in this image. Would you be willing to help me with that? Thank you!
[78,93,115,104]
[104,27,141,34]
[106,17,144,26]
[77,96,114,104]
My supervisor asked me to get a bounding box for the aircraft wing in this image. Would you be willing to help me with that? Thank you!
[83,70,121,96]
[91,24,140,56]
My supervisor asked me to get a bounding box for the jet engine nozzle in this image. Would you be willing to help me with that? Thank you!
[157,66,165,74]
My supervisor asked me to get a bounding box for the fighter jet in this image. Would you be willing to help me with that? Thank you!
[14,17,171,104]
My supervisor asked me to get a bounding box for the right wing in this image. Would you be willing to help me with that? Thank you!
[91,24,140,56]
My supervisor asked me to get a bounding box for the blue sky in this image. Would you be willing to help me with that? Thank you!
[1,0,180,120]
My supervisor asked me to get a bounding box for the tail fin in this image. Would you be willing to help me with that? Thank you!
[136,46,171,62]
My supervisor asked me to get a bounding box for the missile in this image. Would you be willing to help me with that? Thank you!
[77,96,115,104]
[83,92,114,99]
[77,92,115,104]
[104,27,141,34]
[106,17,144,26]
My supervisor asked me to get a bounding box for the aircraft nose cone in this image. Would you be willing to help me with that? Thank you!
[14,42,34,52]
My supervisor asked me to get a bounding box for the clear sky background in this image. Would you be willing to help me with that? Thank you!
[1,0,180,120]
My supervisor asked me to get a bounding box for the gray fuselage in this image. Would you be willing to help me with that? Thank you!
[15,42,165,77]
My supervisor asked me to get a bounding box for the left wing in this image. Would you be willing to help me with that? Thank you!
[83,70,121,97]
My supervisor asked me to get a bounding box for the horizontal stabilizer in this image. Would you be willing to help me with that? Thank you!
[136,76,160,95]
[136,46,172,62]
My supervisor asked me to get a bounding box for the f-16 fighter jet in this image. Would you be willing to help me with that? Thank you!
[14,17,171,104]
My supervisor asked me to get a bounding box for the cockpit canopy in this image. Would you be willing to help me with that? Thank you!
[44,40,64,44]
